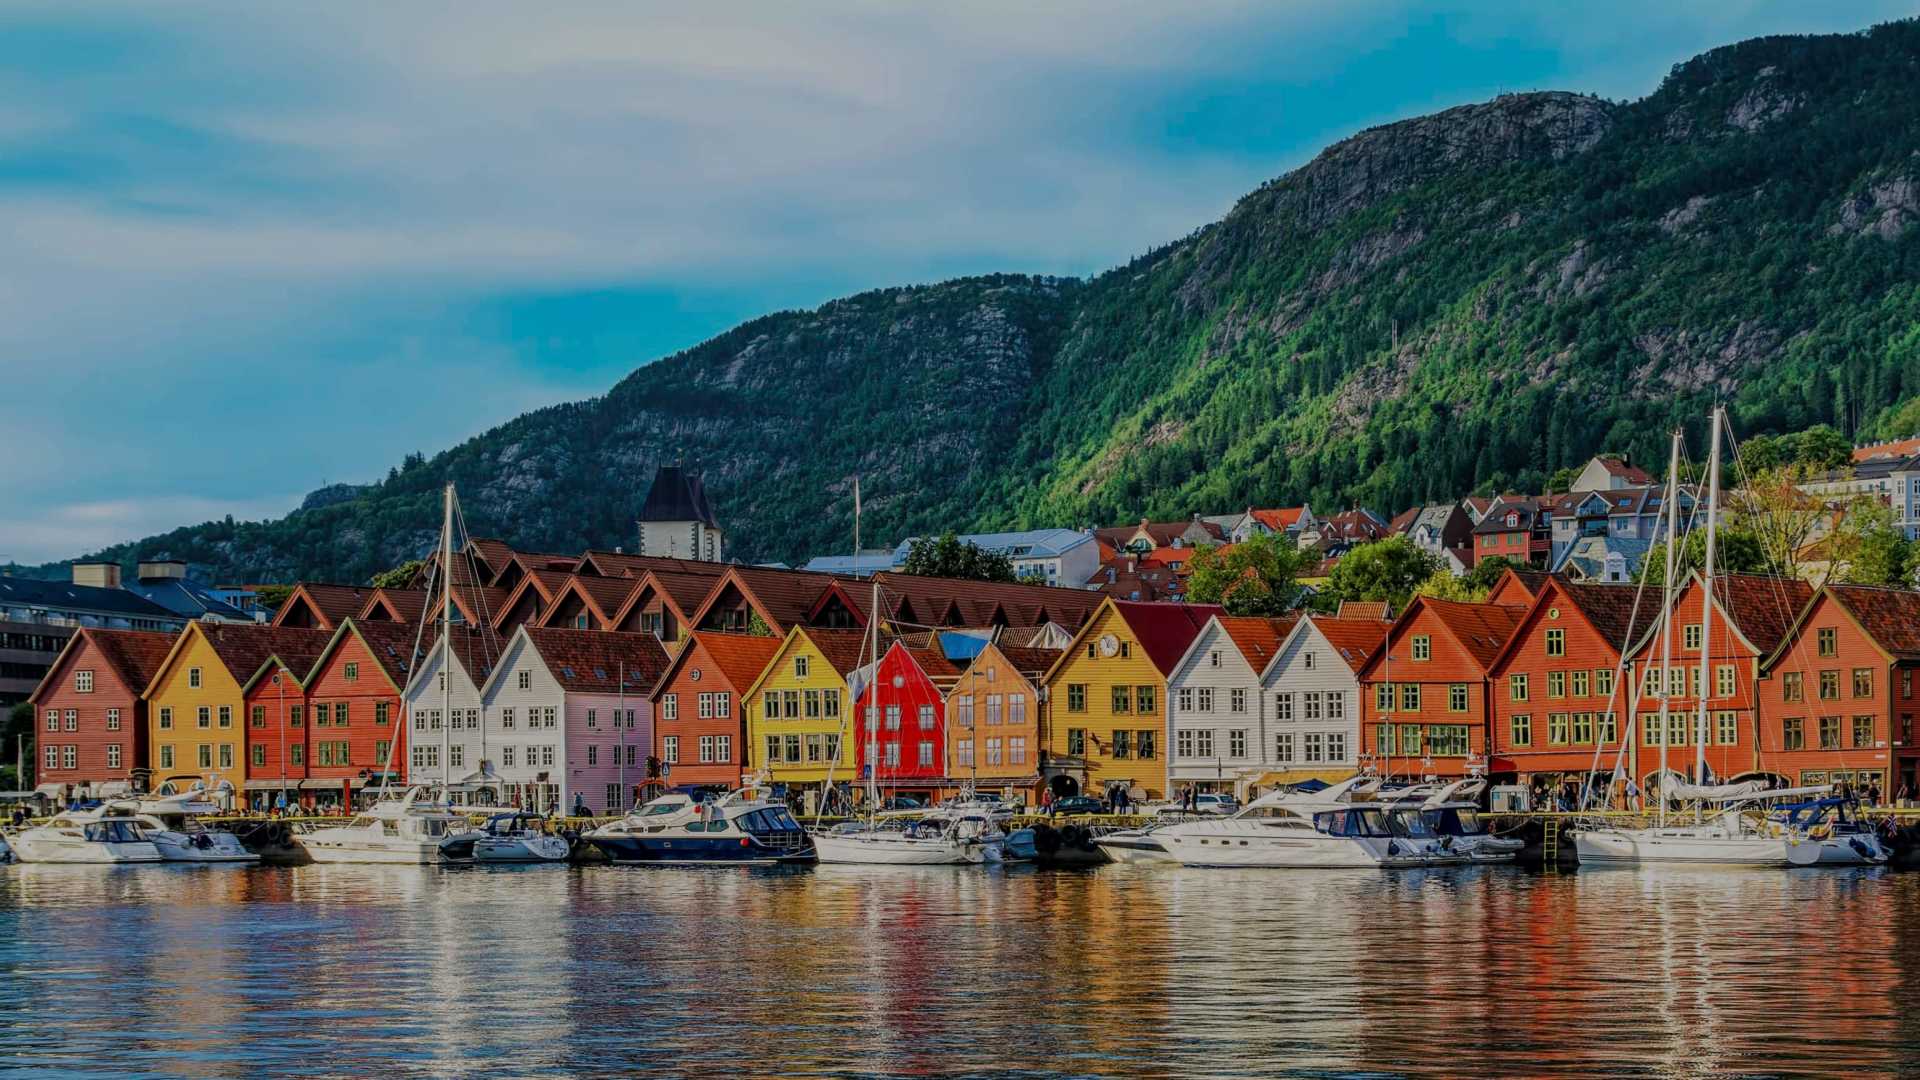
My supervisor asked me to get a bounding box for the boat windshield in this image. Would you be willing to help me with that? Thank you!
[739,809,803,834]
[1426,808,1485,836]
[82,820,146,844]
[640,801,687,817]
[347,815,379,829]
[1314,809,1393,837]
[1388,811,1437,838]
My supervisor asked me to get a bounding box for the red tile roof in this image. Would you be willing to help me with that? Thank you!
[1309,616,1391,673]
[696,566,847,634]
[519,626,672,695]
[797,627,880,678]
[333,620,430,687]
[1109,600,1228,676]
[190,623,337,690]
[683,631,786,693]
[1336,601,1391,621]
[80,628,179,696]
[1592,455,1655,485]
[1249,507,1308,533]
[868,571,1103,630]
[1555,581,1648,652]
[1707,572,1813,659]
[578,550,726,580]
[1822,585,1920,660]
[537,574,642,628]
[272,582,372,628]
[443,623,510,687]
[1855,436,1920,462]
[1216,615,1297,671]
[1415,597,1525,671]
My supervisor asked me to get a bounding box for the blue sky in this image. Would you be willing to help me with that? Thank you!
[2,1,1914,563]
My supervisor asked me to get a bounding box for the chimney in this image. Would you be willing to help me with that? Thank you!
[137,559,187,583]
[73,562,122,589]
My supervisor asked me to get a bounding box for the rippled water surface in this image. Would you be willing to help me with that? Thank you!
[2,861,1914,1077]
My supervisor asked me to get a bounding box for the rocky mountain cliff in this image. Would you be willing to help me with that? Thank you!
[28,20,1920,584]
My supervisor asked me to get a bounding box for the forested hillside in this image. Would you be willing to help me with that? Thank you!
[26,20,1920,584]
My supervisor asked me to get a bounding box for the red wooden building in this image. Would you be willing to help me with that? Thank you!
[650,631,783,790]
[28,628,177,799]
[1486,577,1643,781]
[1357,596,1522,780]
[288,619,420,810]
[1622,571,1811,787]
[1757,584,1920,800]
[854,640,962,802]
[237,630,337,811]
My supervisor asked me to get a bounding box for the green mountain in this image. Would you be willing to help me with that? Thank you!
[27,20,1920,584]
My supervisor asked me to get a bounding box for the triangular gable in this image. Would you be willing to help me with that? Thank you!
[1483,578,1634,678]
[1355,595,1519,683]
[27,630,93,706]
[476,624,537,697]
[609,575,669,632]
[687,567,789,635]
[296,619,412,694]
[270,585,331,629]
[1168,616,1235,684]
[141,620,210,699]
[738,625,810,704]
[1758,586,1882,671]
[1040,596,1118,687]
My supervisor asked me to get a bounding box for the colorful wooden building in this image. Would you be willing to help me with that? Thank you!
[854,640,962,803]
[1259,615,1390,787]
[1357,596,1522,781]
[1485,577,1642,783]
[401,625,506,800]
[650,631,783,791]
[945,642,1059,800]
[1757,583,1920,798]
[28,627,176,800]
[1166,615,1296,795]
[253,619,420,811]
[741,626,866,814]
[1040,598,1223,801]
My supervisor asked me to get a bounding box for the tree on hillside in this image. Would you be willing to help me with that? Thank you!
[1829,498,1916,586]
[1638,527,1774,587]
[900,534,1015,583]
[1869,397,1920,441]
[370,560,425,590]
[1736,425,1853,476]
[1415,567,1484,602]
[1546,466,1580,494]
[1315,537,1441,613]
[254,584,295,611]
[1727,466,1830,581]
[1464,555,1523,594]
[1186,534,1311,615]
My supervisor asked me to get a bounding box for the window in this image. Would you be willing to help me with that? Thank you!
[698,735,716,763]
[1596,668,1614,698]
[1209,650,1221,668]
[1783,717,1805,751]
[291,706,303,728]
[1275,732,1294,761]
[1304,692,1323,721]
[1547,671,1566,699]
[1782,672,1803,702]
[1327,732,1346,761]
[1448,684,1468,713]
[1376,683,1393,712]
[1572,712,1594,744]
[1398,724,1424,755]
[106,744,122,769]
[587,745,599,766]
[188,666,202,689]
[1067,728,1085,756]
[605,784,622,812]
[1670,668,1686,697]
[1683,624,1702,651]
[1549,713,1570,745]
[1571,670,1590,698]
[795,655,809,678]
[918,741,935,767]
[106,709,120,731]
[337,702,350,726]
[1375,724,1396,755]
[1137,686,1157,715]
[1400,684,1419,711]
[518,671,532,690]
[1176,730,1194,759]
[1598,712,1619,745]
[586,708,598,729]
[197,743,212,769]
[43,709,56,732]
[1510,714,1531,747]
[314,702,331,727]
[1193,730,1213,757]
[1411,635,1431,661]
[197,706,210,729]
[1819,671,1841,701]
[956,738,975,767]
[1112,686,1132,714]
[663,736,679,763]
[698,693,714,720]
[344,662,359,682]
[1428,725,1470,756]
[251,705,266,728]
[1010,694,1026,725]
[1819,715,1841,750]
[1817,628,1837,657]
[1854,668,1875,699]
[63,710,76,732]
[1229,729,1247,758]
[1854,715,1876,749]
[918,705,935,731]
[985,695,1002,726]
[503,746,516,768]
[1545,629,1566,657]
[1067,684,1087,713]
[884,705,901,731]
[661,694,677,720]
[1011,737,1028,764]
[1229,689,1247,714]
[1113,730,1132,759]
[1275,693,1294,721]
[1304,733,1324,763]
[1304,653,1316,671]
[1715,665,1735,699]
[76,669,93,693]
[159,745,174,770]
[806,733,825,763]
[1509,674,1528,703]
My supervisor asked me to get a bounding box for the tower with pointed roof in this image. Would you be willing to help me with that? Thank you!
[636,464,725,563]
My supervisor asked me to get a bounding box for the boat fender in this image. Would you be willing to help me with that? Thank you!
[1387,840,1402,858]
[1850,837,1873,859]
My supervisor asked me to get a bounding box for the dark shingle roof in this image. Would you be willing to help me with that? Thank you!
[0,576,180,621]
[1109,600,1228,676]
[520,626,672,695]
[1825,585,1920,660]
[638,465,721,527]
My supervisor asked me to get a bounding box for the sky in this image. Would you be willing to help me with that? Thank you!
[2,1,1915,564]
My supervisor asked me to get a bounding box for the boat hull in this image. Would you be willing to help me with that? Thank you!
[301,834,447,864]
[9,833,162,864]
[1571,828,1790,866]
[588,834,816,865]
[1158,828,1454,869]
[1094,832,1179,865]
[472,836,571,863]
[1784,833,1890,867]
[151,831,259,863]
[812,832,985,865]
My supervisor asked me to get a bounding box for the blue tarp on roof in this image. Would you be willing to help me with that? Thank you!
[936,631,991,663]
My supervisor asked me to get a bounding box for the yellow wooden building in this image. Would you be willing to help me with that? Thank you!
[1041,598,1221,801]
[945,641,1061,796]
[741,626,868,814]
[143,622,333,800]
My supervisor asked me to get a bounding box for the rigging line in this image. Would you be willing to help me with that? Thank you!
[1577,511,1661,813]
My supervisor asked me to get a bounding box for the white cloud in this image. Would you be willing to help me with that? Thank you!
[0,495,304,564]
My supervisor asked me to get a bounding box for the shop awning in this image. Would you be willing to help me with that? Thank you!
[246,779,300,791]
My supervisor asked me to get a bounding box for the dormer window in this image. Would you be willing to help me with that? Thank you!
[1505,512,1520,527]
[1171,538,1183,549]
[795,655,810,678]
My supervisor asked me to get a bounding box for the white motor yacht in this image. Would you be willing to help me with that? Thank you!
[9,812,162,864]
[1385,779,1522,863]
[106,792,258,864]
[1156,779,1470,869]
[1093,822,1181,864]
[586,789,816,864]
[470,811,571,864]
[300,786,477,864]
[813,808,1001,866]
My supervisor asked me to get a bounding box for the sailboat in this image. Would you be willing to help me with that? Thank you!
[301,483,482,865]
[1570,410,1889,868]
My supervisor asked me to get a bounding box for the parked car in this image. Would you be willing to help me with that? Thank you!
[880,796,924,811]
[1049,795,1106,816]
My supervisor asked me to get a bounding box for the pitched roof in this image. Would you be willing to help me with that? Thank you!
[1553,581,1647,652]
[1817,585,1920,661]
[868,571,1104,630]
[677,631,785,692]
[330,619,430,687]
[1215,615,1297,671]
[1388,507,1421,534]
[578,550,726,580]
[1855,436,1920,462]
[272,582,372,628]
[1248,507,1308,533]
[1321,509,1390,540]
[638,465,721,527]
[1308,616,1391,674]
[0,575,179,620]
[990,645,1063,679]
[796,627,877,678]
[696,565,845,634]
[185,623,336,690]
[1408,597,1524,672]
[36,627,180,703]
[1706,572,1814,659]
[1471,495,1546,534]
[902,643,964,685]
[542,574,645,628]
[1109,599,1228,676]
[359,587,428,623]
[1336,601,1391,621]
[440,623,510,688]
[466,537,519,580]
[518,626,672,695]
[1591,455,1655,485]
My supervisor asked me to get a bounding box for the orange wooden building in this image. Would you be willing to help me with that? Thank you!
[1357,596,1523,780]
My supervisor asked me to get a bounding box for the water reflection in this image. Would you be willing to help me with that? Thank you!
[0,863,1913,1076]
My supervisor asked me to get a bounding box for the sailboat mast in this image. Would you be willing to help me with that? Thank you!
[866,579,881,812]
[441,482,454,801]
[616,659,626,813]
[1694,406,1724,821]
[1656,430,1682,827]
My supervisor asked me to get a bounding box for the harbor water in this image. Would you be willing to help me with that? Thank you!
[2,862,1913,1077]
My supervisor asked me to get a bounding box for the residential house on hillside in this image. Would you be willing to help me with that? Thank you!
[1166,615,1296,796]
[1854,436,1920,462]
[1470,496,1551,567]
[1392,504,1473,571]
[1041,598,1224,801]
[1299,509,1389,555]
[947,642,1058,801]
[1571,454,1656,492]
[1095,517,1223,561]
[870,529,1098,586]
[1798,453,1920,541]
[28,627,176,801]
[120,560,256,623]
[1358,596,1524,780]
[479,626,669,815]
[1756,583,1920,799]
[1221,507,1317,545]
[1264,616,1389,788]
